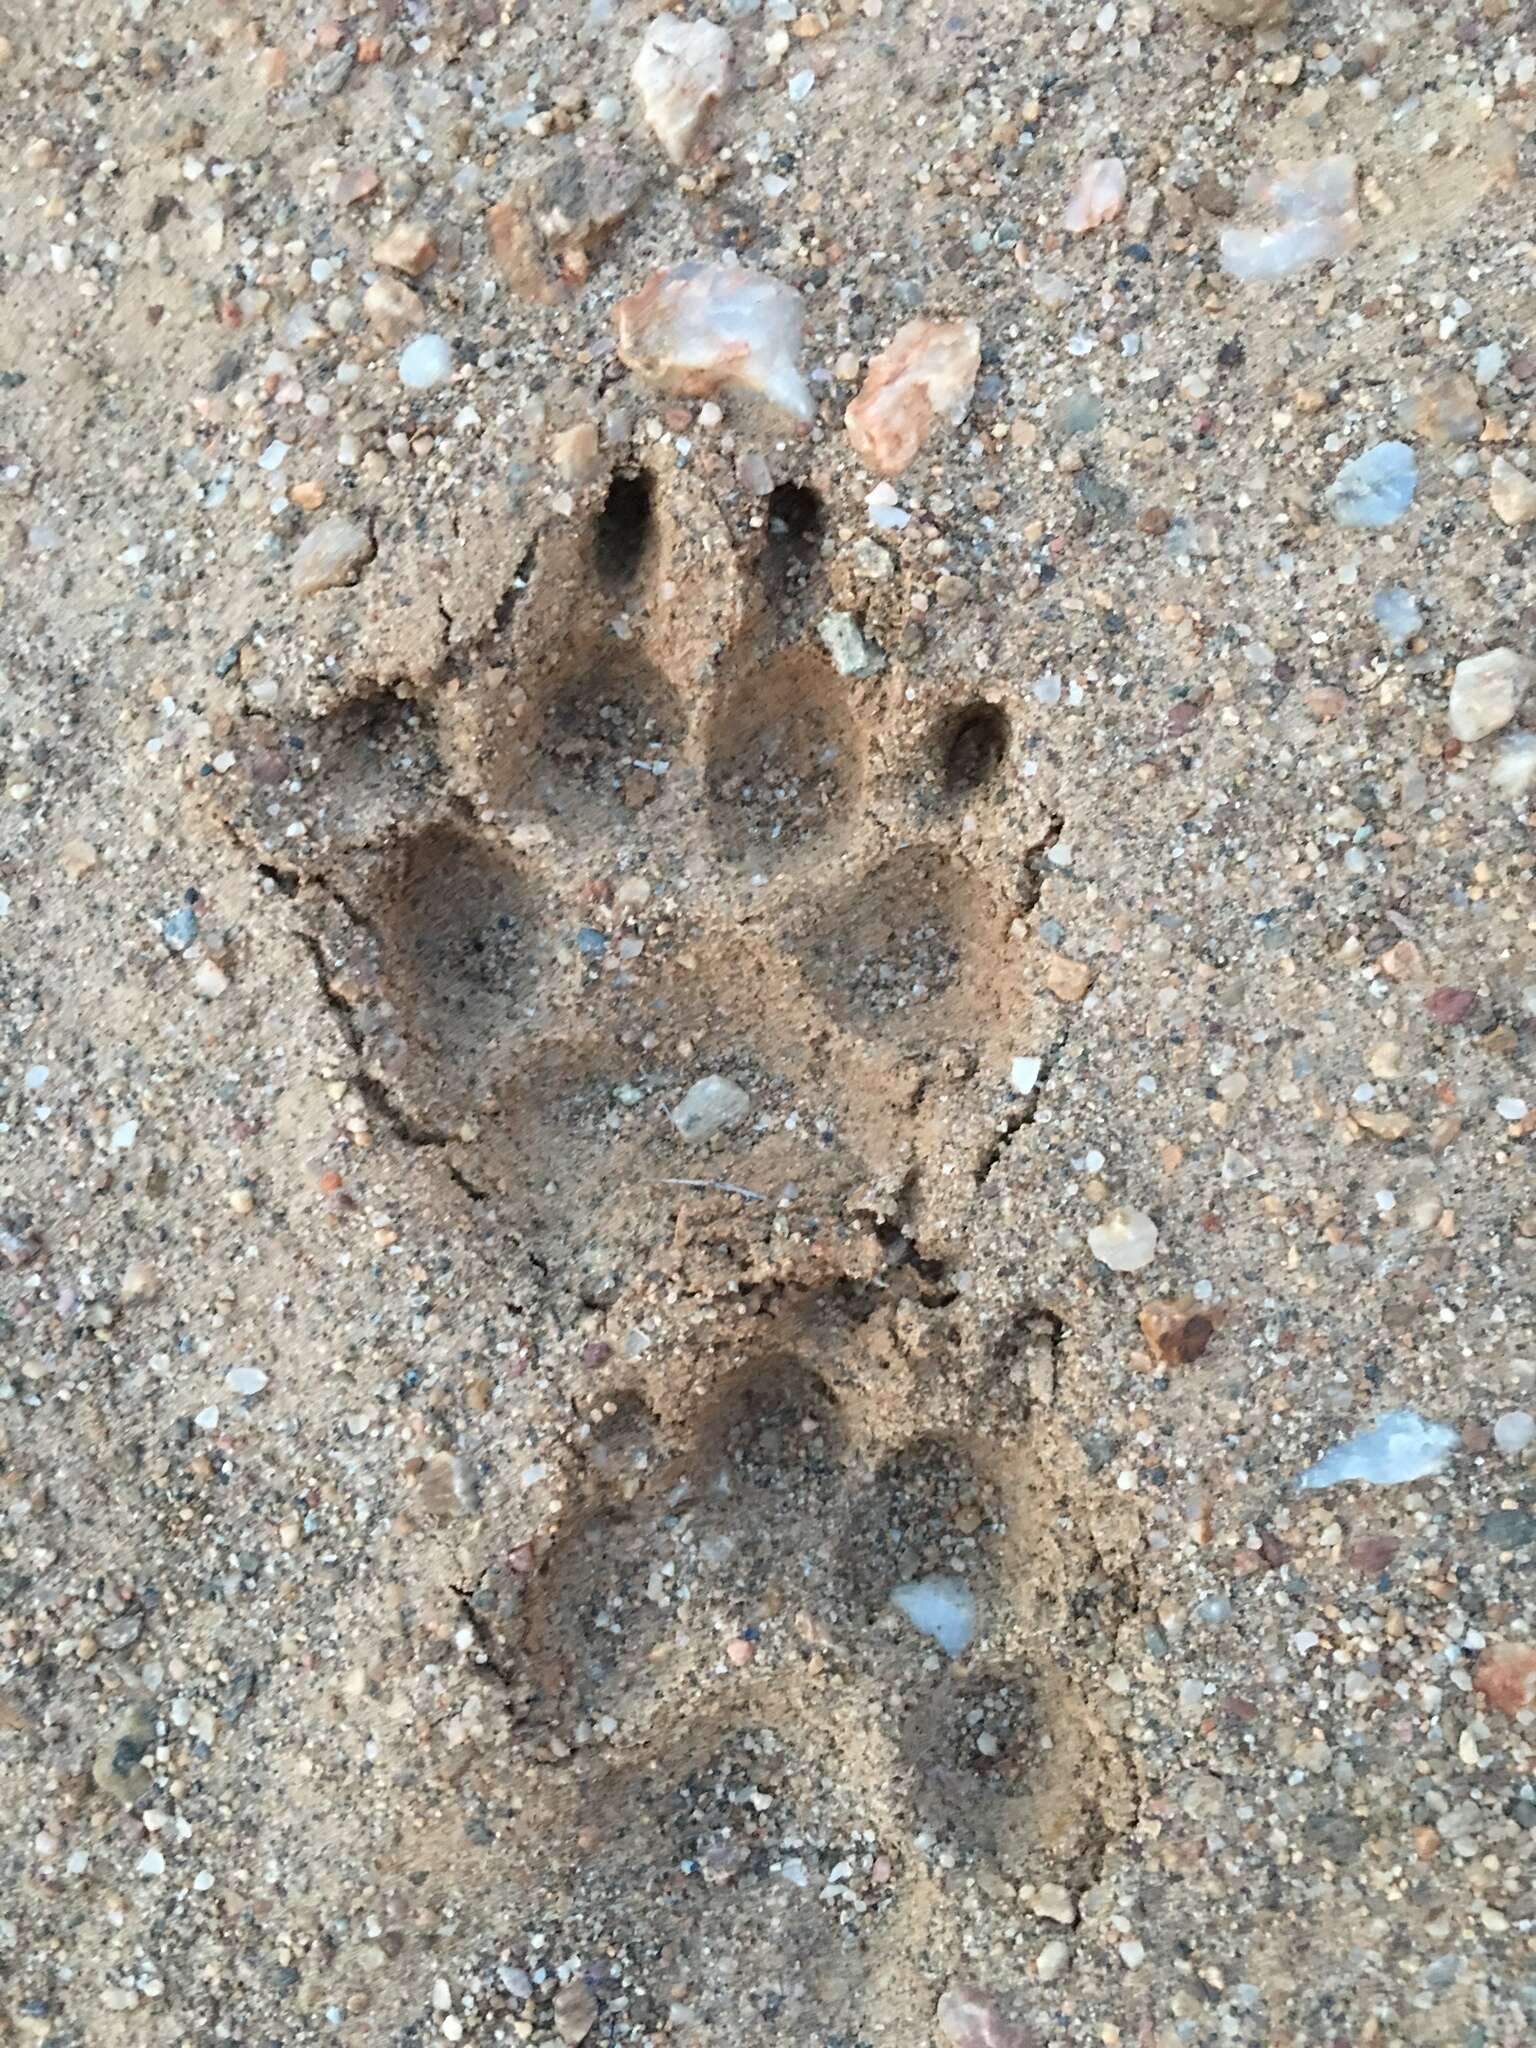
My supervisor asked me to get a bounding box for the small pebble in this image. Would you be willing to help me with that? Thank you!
[1400,372,1483,447]
[1298,1411,1458,1490]
[551,421,601,481]
[1220,156,1358,281]
[363,275,424,341]
[1492,732,1536,803]
[1372,586,1421,649]
[121,1259,158,1300]
[1493,1411,1534,1455]
[1087,1206,1159,1273]
[372,221,437,276]
[552,1981,598,2046]
[1326,441,1416,530]
[1035,1940,1070,1984]
[614,261,810,420]
[399,333,454,390]
[292,515,373,597]
[1044,954,1094,1003]
[1139,1296,1216,1364]
[845,318,980,476]
[1489,456,1536,527]
[1474,1643,1536,1716]
[1448,648,1532,744]
[671,1075,751,1143]
[162,905,198,952]
[936,1984,1031,2048]
[817,610,885,677]
[1062,156,1127,234]
[890,1576,976,1657]
[633,12,732,165]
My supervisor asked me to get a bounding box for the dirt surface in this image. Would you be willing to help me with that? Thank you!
[2,1,1535,2043]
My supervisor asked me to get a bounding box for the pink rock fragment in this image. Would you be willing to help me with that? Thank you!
[633,13,731,166]
[614,261,811,421]
[1061,157,1127,234]
[1424,985,1476,1027]
[936,1984,1034,2048]
[1219,156,1359,281]
[845,318,981,475]
[333,165,379,208]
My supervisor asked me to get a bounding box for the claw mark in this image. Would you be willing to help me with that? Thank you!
[1019,810,1066,915]
[452,1574,517,1689]
[973,1014,1070,1187]
[294,926,489,1202]
[493,534,541,634]
[875,1214,958,1307]
[973,810,1070,1186]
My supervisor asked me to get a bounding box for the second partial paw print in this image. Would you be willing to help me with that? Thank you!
[215,459,1056,1272]
[463,1295,1135,1905]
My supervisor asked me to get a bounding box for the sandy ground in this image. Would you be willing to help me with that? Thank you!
[2,0,1535,2042]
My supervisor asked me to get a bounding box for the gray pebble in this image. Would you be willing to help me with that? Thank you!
[1480,1508,1535,1550]
[671,1075,751,1144]
[162,905,199,951]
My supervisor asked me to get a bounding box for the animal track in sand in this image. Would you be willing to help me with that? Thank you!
[212,461,1135,2041]
[215,462,1061,1270]
[459,1294,1136,2037]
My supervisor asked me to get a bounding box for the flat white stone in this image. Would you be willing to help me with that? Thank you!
[1297,1410,1457,1490]
[891,1575,976,1657]
[398,333,453,390]
[1087,1206,1158,1272]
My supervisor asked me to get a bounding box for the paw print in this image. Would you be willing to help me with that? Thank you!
[460,1295,1135,2018]
[213,463,1056,1272]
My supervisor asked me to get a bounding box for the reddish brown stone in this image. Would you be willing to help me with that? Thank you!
[486,197,564,305]
[487,143,645,304]
[1424,985,1476,1026]
[1348,1534,1398,1574]
[1139,1296,1217,1366]
[1473,1642,1536,1715]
